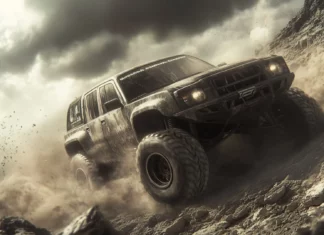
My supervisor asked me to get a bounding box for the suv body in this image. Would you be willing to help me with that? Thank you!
[65,54,293,159]
[65,54,324,203]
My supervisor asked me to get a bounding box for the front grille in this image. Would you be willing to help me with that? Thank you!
[210,64,266,96]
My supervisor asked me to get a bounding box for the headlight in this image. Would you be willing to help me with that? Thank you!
[178,88,207,106]
[191,89,206,103]
[268,62,283,75]
[266,58,289,76]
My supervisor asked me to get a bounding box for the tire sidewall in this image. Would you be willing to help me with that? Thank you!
[70,153,94,190]
[275,88,321,143]
[137,138,186,203]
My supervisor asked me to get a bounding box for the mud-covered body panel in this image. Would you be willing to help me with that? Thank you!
[64,128,89,151]
[129,91,181,121]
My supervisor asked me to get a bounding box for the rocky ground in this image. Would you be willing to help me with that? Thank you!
[106,133,324,235]
[3,134,324,235]
[3,0,324,234]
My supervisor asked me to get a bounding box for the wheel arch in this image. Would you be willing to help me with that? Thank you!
[65,141,84,157]
[132,109,167,142]
[130,96,180,142]
[64,130,88,157]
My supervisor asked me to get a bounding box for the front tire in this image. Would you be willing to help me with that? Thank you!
[136,128,209,204]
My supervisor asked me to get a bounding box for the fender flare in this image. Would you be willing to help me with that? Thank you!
[130,97,179,127]
[130,97,180,141]
[64,130,90,157]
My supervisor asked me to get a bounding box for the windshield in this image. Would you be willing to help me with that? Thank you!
[118,56,214,102]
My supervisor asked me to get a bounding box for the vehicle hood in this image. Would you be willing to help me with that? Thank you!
[163,58,260,92]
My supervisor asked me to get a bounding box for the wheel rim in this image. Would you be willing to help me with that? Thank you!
[75,168,88,186]
[146,153,173,189]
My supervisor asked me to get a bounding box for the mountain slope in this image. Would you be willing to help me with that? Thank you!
[270,0,324,61]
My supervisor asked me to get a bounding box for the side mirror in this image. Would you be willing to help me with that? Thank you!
[104,98,123,112]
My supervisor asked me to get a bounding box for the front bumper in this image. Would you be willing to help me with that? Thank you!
[174,72,295,122]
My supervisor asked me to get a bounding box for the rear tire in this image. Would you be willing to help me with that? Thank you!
[273,87,324,144]
[70,153,99,190]
[136,128,209,204]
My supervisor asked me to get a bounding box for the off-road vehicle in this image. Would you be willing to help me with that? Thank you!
[64,55,324,204]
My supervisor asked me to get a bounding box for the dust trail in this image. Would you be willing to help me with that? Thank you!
[0,111,161,232]
[288,47,324,106]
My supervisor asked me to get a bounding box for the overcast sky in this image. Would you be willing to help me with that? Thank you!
[0,0,304,172]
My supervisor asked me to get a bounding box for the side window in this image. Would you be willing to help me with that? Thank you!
[67,98,83,131]
[85,90,99,121]
[100,83,120,114]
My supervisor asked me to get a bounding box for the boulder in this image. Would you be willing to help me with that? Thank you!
[57,206,119,235]
[303,181,324,207]
[0,217,51,235]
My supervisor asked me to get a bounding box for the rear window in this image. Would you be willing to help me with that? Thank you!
[67,97,83,131]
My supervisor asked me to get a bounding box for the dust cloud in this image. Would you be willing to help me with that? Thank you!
[287,47,324,106]
[0,110,161,232]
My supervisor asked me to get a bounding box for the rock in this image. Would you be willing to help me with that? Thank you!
[193,224,218,235]
[163,217,187,235]
[216,221,229,230]
[193,210,209,221]
[264,183,287,204]
[147,214,169,228]
[192,221,229,235]
[223,205,250,226]
[287,201,299,212]
[224,215,234,224]
[119,222,137,234]
[252,208,270,221]
[255,196,265,206]
[214,207,226,221]
[230,230,238,235]
[58,206,119,235]
[147,216,159,228]
[0,207,120,235]
[232,205,250,221]
[303,181,324,207]
[0,217,51,235]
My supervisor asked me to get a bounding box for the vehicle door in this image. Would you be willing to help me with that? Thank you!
[83,89,109,160]
[98,82,137,157]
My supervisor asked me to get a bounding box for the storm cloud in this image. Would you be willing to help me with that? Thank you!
[0,0,265,79]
